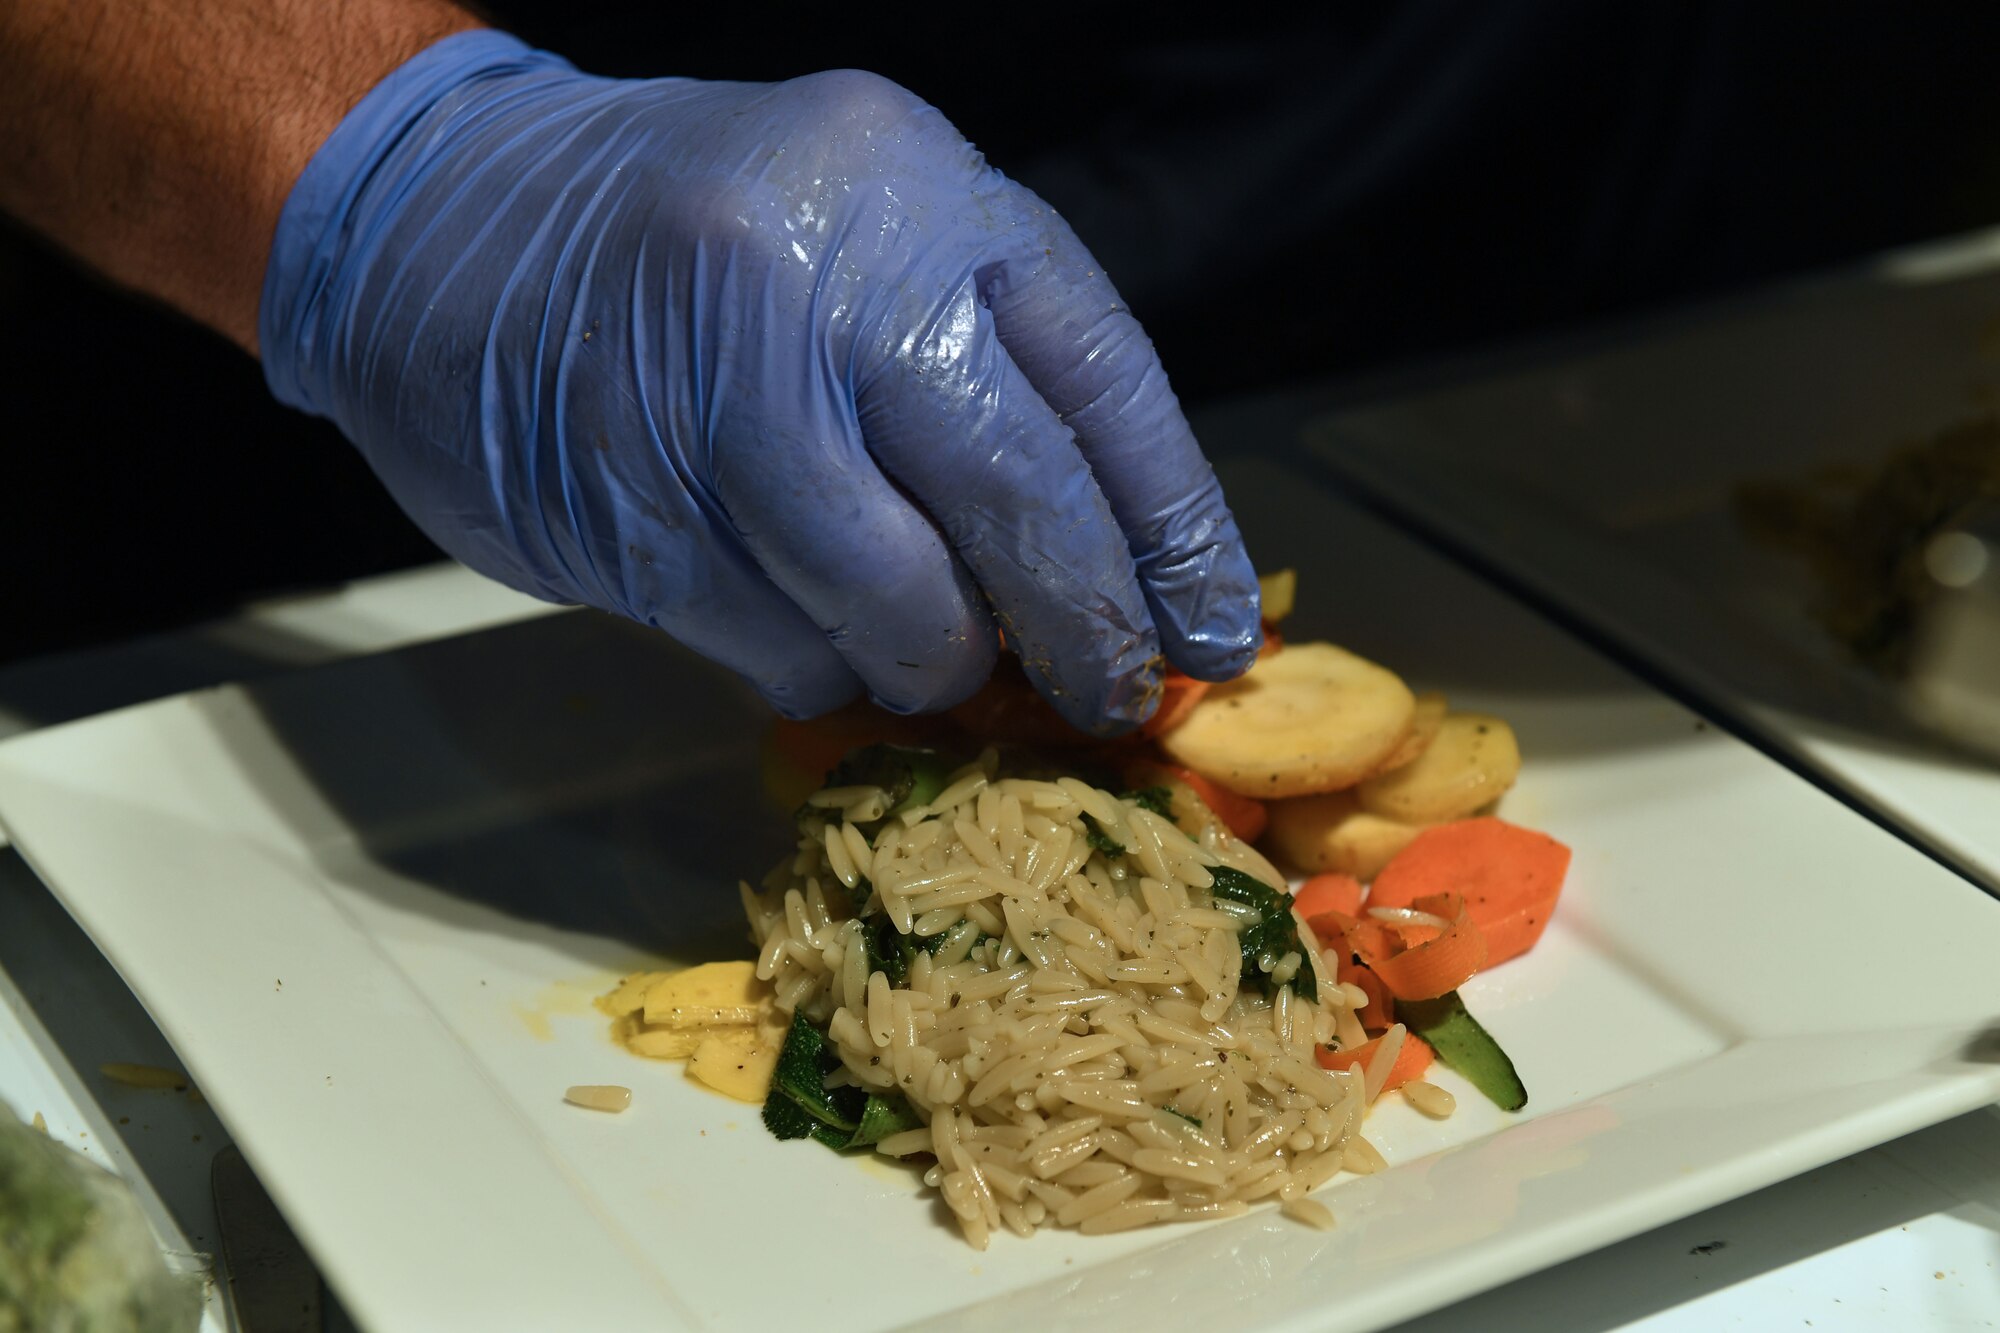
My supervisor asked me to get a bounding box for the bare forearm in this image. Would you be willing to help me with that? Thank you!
[0,0,481,351]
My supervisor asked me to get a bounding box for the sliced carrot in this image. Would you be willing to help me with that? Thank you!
[1316,1031,1436,1091]
[945,660,1080,748]
[1143,671,1212,738]
[1155,762,1268,843]
[1356,893,1488,1001]
[1307,907,1394,963]
[766,703,940,788]
[1304,907,1358,945]
[1334,952,1394,1030]
[1293,873,1363,921]
[1304,907,1397,1030]
[1320,911,1403,965]
[1369,818,1571,968]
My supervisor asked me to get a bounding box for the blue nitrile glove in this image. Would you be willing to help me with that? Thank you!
[261,30,1260,733]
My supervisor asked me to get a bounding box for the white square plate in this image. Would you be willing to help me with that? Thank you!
[0,458,1995,1333]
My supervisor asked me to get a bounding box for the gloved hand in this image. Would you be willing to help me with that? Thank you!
[261,31,1260,733]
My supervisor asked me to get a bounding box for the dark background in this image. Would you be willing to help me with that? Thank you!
[9,2,2000,664]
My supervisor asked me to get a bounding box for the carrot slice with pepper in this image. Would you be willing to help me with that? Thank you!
[1305,908,1413,1028]
[1316,1031,1435,1090]
[1292,873,1363,921]
[1143,671,1211,738]
[1369,818,1571,968]
[1320,911,1405,965]
[1357,892,1488,1001]
[1334,951,1395,1030]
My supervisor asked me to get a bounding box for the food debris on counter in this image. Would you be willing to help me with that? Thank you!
[98,1062,190,1092]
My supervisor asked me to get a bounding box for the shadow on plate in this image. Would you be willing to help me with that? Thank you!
[218,609,786,961]
[1959,1025,2000,1065]
[210,452,1768,958]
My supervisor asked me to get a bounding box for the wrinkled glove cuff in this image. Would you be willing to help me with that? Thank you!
[257,29,551,414]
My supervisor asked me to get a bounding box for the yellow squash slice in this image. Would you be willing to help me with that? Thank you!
[1357,713,1520,824]
[1267,790,1428,880]
[1159,642,1415,798]
[1365,691,1447,777]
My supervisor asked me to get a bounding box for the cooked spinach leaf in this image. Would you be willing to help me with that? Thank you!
[769,1010,856,1130]
[1079,813,1127,857]
[763,1010,926,1152]
[761,1089,847,1148]
[824,744,955,818]
[849,1092,926,1148]
[862,913,911,989]
[1206,865,1318,1002]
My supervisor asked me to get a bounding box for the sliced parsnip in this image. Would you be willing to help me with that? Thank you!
[606,960,781,1068]
[1367,691,1448,777]
[596,970,672,1019]
[641,960,767,1029]
[1357,713,1520,824]
[1159,642,1415,798]
[1267,791,1428,881]
[615,1013,706,1060]
[1258,568,1297,624]
[687,1026,781,1103]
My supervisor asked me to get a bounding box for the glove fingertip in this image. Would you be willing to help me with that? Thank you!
[1169,621,1265,684]
[751,667,865,722]
[1142,523,1264,683]
[862,632,1000,718]
[1033,644,1163,739]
